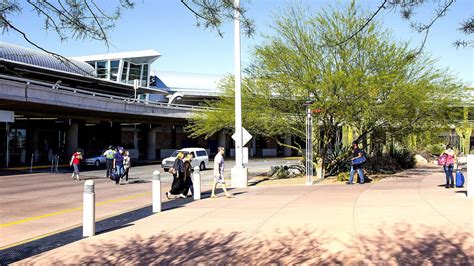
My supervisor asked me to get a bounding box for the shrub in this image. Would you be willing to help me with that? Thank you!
[269,164,304,179]
[337,172,349,182]
[390,148,417,169]
[364,147,416,173]
[425,143,445,156]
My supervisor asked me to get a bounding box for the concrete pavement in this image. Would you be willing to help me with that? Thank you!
[0,158,295,249]
[13,166,473,265]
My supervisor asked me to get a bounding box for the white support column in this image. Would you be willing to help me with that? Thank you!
[467,155,474,198]
[231,0,248,188]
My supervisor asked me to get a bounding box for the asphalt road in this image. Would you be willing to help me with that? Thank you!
[0,158,298,249]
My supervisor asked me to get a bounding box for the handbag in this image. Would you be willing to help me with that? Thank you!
[168,167,177,174]
[352,156,367,165]
[437,154,447,165]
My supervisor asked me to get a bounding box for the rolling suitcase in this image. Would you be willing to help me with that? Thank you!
[455,170,465,188]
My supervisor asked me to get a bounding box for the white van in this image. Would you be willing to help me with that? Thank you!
[161,148,209,172]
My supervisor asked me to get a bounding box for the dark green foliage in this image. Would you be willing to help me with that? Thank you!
[269,164,305,179]
[364,148,416,174]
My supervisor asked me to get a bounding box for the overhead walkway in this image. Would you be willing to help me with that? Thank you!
[0,74,210,121]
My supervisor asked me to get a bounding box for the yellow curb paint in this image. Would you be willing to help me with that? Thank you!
[0,192,152,228]
[0,203,152,251]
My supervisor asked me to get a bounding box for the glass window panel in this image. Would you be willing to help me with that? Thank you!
[121,61,129,82]
[128,63,141,84]
[96,61,108,79]
[141,64,148,86]
[110,60,120,81]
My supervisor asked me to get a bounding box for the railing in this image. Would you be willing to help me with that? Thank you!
[0,74,215,111]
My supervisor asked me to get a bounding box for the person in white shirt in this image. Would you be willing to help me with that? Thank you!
[211,147,233,198]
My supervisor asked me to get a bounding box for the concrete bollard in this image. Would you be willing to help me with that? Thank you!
[83,180,95,237]
[152,170,161,213]
[193,166,201,200]
[467,155,474,198]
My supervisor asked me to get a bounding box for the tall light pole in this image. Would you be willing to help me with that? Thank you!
[231,0,248,188]
[304,100,314,185]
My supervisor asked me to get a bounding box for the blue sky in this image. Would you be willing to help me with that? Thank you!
[1,0,473,85]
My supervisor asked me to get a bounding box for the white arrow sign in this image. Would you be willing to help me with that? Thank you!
[232,127,252,146]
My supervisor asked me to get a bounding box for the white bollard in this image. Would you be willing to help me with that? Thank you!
[467,155,474,198]
[152,170,161,213]
[83,180,95,237]
[193,166,201,200]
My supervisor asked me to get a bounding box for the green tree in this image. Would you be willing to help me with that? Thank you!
[187,2,462,176]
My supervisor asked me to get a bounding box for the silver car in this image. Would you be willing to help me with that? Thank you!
[85,154,106,167]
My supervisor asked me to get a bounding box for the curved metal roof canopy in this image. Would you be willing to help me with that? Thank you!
[0,42,96,76]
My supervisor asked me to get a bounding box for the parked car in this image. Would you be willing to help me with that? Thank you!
[162,148,209,172]
[84,154,106,167]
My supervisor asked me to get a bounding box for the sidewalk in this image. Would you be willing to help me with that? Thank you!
[14,166,474,264]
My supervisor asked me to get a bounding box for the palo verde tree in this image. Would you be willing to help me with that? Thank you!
[187,2,462,176]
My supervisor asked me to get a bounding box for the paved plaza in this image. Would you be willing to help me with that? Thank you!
[6,165,473,265]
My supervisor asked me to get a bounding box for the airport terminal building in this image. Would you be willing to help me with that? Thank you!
[0,42,286,168]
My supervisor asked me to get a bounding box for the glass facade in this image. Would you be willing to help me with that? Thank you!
[121,61,129,82]
[141,64,148,86]
[88,59,150,87]
[128,63,141,84]
[110,60,120,81]
[96,61,107,79]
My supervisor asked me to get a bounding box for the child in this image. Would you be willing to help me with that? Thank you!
[122,150,131,184]
[70,149,83,181]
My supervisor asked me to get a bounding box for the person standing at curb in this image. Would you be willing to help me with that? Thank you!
[166,152,186,199]
[440,145,456,188]
[122,150,131,184]
[347,142,365,185]
[113,147,125,185]
[182,153,194,197]
[103,145,116,179]
[211,147,233,198]
[70,149,82,181]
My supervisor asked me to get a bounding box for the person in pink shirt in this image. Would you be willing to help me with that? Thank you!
[440,145,456,188]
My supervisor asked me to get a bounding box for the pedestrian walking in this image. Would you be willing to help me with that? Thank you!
[211,147,233,198]
[347,142,366,185]
[122,150,131,184]
[69,149,82,181]
[113,147,125,185]
[166,152,186,199]
[182,153,194,197]
[440,145,456,188]
[103,145,116,179]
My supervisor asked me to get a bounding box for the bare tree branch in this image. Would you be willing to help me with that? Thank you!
[0,16,94,76]
[333,0,388,47]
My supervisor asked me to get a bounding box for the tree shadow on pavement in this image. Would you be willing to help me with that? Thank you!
[33,223,472,265]
[356,223,473,265]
